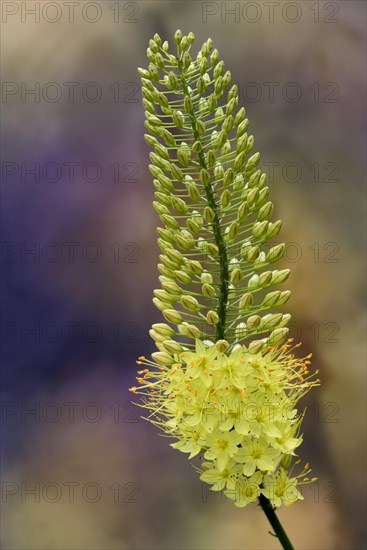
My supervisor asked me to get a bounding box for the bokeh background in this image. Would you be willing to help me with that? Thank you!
[1,1,366,548]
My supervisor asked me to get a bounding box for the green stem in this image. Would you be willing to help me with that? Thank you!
[178,60,229,341]
[258,494,295,550]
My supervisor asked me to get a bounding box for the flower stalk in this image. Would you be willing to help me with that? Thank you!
[132,30,320,549]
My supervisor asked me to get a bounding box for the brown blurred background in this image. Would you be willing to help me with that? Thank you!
[1,1,366,548]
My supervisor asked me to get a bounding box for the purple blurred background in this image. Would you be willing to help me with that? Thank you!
[1,1,366,548]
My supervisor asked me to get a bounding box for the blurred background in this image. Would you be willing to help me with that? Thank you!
[1,1,366,548]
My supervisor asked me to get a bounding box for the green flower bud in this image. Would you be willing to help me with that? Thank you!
[202,283,216,298]
[260,313,283,330]
[278,313,292,327]
[207,243,219,256]
[207,150,216,168]
[237,119,249,138]
[157,172,173,192]
[246,187,259,205]
[266,220,282,239]
[153,201,169,215]
[216,339,229,352]
[152,323,175,337]
[206,310,219,325]
[181,295,200,312]
[201,272,213,284]
[257,201,273,221]
[159,255,177,270]
[258,271,272,287]
[207,94,217,112]
[186,325,201,339]
[199,57,208,75]
[172,110,185,129]
[262,291,282,308]
[221,140,231,155]
[175,233,195,250]
[180,36,189,50]
[245,135,255,154]
[248,170,261,188]
[163,308,183,324]
[157,264,174,278]
[247,246,260,262]
[245,152,260,174]
[196,119,206,135]
[234,107,246,126]
[162,340,184,355]
[214,60,224,79]
[192,140,202,154]
[145,120,162,136]
[222,115,234,133]
[222,70,231,88]
[148,63,159,81]
[214,76,224,96]
[239,292,253,311]
[149,329,166,343]
[188,31,195,44]
[177,143,191,167]
[153,288,175,304]
[267,243,285,263]
[248,274,259,288]
[221,189,231,209]
[142,98,155,115]
[200,169,211,186]
[223,168,234,187]
[248,339,264,354]
[231,267,242,284]
[174,270,192,284]
[267,327,289,346]
[155,192,171,206]
[174,29,183,44]
[277,290,291,305]
[161,129,176,147]
[253,220,269,239]
[188,183,201,202]
[157,227,175,243]
[271,269,290,285]
[171,163,184,182]
[162,280,182,295]
[149,39,159,53]
[234,174,244,191]
[214,162,224,179]
[228,221,239,241]
[167,72,178,90]
[137,67,151,79]
[161,214,180,230]
[153,297,168,311]
[155,53,165,70]
[227,93,238,112]
[247,315,261,330]
[184,94,193,113]
[236,134,248,154]
[155,143,170,160]
[237,201,249,222]
[186,218,200,234]
[204,206,216,223]
[210,48,219,67]
[234,151,245,171]
[144,134,158,147]
[153,33,161,45]
[151,351,174,365]
[172,196,188,214]
[188,260,203,274]
[199,97,208,114]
